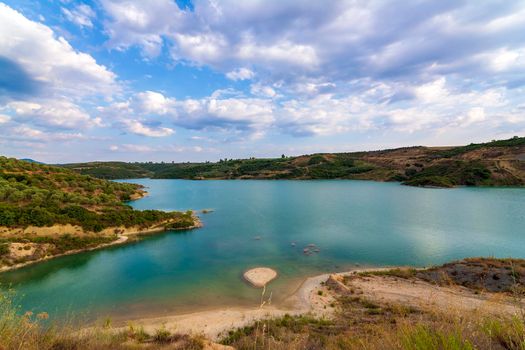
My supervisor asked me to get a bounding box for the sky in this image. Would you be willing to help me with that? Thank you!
[0,0,524,163]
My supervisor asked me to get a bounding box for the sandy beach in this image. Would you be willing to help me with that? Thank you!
[111,266,525,341]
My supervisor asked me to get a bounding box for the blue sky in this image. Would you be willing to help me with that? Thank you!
[0,0,524,163]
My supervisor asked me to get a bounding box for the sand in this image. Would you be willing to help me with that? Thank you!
[111,267,524,341]
[111,271,330,340]
[243,267,278,287]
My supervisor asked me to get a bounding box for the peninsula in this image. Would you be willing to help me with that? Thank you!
[0,157,200,271]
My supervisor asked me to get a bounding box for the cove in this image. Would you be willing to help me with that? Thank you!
[1,180,524,322]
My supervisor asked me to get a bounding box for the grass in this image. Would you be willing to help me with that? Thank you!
[222,260,525,350]
[1,258,524,349]
[221,298,525,350]
[0,288,207,349]
[358,267,419,279]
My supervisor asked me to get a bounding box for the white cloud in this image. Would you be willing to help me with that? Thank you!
[3,124,87,142]
[101,0,183,57]
[226,68,255,81]
[458,108,486,127]
[0,3,121,136]
[6,100,102,129]
[133,91,173,115]
[0,114,11,124]
[101,90,275,136]
[123,120,174,137]
[250,83,277,98]
[61,4,96,28]
[0,4,116,97]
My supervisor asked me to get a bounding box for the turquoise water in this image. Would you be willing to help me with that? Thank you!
[1,180,524,322]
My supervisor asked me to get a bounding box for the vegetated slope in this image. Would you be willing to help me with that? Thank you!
[62,136,525,187]
[61,161,154,179]
[0,157,196,268]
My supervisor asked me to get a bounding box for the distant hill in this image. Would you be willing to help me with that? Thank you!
[59,161,154,179]
[20,158,44,164]
[61,136,525,188]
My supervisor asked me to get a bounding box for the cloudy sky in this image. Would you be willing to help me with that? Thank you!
[0,0,524,163]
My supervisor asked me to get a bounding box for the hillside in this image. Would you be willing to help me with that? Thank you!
[62,136,525,187]
[0,157,198,269]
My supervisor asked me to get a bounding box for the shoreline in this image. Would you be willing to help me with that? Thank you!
[109,267,390,340]
[108,264,524,341]
[0,214,202,273]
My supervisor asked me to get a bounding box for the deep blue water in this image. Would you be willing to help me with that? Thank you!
[1,180,524,321]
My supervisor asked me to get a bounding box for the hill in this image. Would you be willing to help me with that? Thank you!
[62,136,525,187]
[60,161,154,179]
[19,158,44,164]
[0,157,199,269]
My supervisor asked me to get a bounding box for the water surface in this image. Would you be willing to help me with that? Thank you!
[1,180,524,321]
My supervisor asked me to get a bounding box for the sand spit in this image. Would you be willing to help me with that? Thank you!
[243,267,278,287]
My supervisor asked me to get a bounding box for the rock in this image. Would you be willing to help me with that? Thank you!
[243,267,277,288]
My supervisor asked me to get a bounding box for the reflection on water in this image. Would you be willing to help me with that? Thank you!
[1,180,524,322]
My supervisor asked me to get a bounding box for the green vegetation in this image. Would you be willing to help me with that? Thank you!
[360,267,419,279]
[403,161,492,187]
[0,157,195,232]
[61,136,525,188]
[432,136,525,158]
[0,156,198,268]
[59,161,154,179]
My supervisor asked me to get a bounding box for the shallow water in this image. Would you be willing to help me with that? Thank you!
[1,180,524,321]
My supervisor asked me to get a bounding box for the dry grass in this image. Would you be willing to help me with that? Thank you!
[222,260,525,350]
[221,294,525,350]
[0,289,206,350]
[2,258,524,349]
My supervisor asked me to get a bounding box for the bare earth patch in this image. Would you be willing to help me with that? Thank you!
[342,272,524,316]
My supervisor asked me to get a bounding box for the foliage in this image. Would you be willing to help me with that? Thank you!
[433,136,525,158]
[58,136,525,188]
[0,157,196,232]
[404,161,491,187]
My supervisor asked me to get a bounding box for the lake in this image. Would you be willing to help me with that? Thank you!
[1,180,524,322]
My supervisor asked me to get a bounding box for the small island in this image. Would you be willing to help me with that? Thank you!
[243,267,278,287]
[0,157,201,271]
